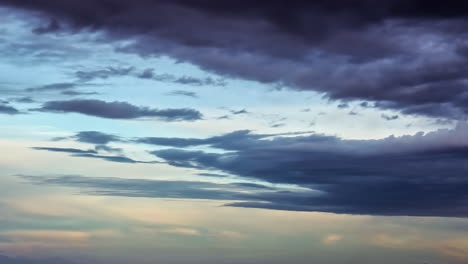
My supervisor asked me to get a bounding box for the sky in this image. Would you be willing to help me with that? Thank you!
[0,1,468,263]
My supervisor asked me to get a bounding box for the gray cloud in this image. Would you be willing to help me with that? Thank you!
[60,90,99,96]
[32,18,61,34]
[32,99,203,121]
[75,66,226,87]
[32,146,155,164]
[144,123,468,217]
[26,83,76,92]
[381,113,399,121]
[32,147,97,154]
[9,97,35,103]
[75,67,135,82]
[74,131,120,145]
[231,109,249,115]
[0,104,20,115]
[165,90,198,98]
[19,175,280,201]
[4,1,468,118]
[30,123,468,217]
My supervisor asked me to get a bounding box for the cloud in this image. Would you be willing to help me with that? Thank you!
[72,153,157,164]
[196,173,229,178]
[231,109,249,115]
[32,99,203,121]
[94,145,122,154]
[75,67,135,82]
[10,97,35,103]
[73,131,120,145]
[29,123,468,217]
[144,122,468,217]
[381,113,399,121]
[0,104,20,115]
[32,147,155,164]
[60,90,99,96]
[24,83,98,97]
[19,175,278,201]
[32,147,97,154]
[136,130,312,149]
[26,83,76,92]
[75,66,226,87]
[337,103,349,109]
[165,90,198,98]
[3,1,468,118]
[32,18,61,34]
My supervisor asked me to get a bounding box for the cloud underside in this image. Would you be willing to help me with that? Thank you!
[30,123,468,217]
[3,0,468,119]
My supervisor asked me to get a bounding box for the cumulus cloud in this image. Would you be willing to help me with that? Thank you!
[3,1,468,118]
[32,99,203,121]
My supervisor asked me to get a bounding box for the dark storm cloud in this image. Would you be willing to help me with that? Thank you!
[3,0,468,118]
[32,18,61,34]
[142,123,468,217]
[28,124,468,217]
[0,104,20,114]
[33,99,203,121]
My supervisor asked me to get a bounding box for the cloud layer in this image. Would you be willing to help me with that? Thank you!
[3,1,468,118]
[33,99,202,121]
[28,123,468,217]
